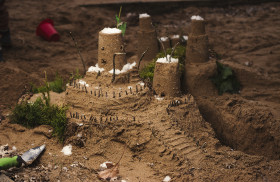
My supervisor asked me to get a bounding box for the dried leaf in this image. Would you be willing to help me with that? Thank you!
[98,164,119,181]
[106,162,114,169]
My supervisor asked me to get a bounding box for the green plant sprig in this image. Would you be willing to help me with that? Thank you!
[116,6,127,36]
[11,72,68,142]
[211,61,241,95]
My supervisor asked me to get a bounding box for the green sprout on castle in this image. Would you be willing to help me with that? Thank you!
[116,6,127,36]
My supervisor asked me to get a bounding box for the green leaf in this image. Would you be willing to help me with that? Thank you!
[115,6,126,36]
[211,61,241,95]
[116,15,120,26]
[221,66,233,80]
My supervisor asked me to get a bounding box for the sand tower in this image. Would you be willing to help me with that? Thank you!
[185,16,209,63]
[153,56,181,97]
[137,13,159,69]
[98,28,126,71]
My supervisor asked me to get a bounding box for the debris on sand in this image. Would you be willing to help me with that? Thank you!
[156,55,178,63]
[61,144,72,156]
[98,163,119,181]
[100,161,114,170]
[108,62,136,75]
[0,144,17,158]
[154,95,164,101]
[78,80,89,87]
[88,64,105,73]
[191,15,204,20]
[101,27,122,34]
[163,175,171,182]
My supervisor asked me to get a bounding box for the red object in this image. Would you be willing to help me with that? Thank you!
[36,19,60,41]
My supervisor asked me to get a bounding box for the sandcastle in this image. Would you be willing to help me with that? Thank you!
[137,13,159,69]
[65,15,211,132]
[185,15,209,63]
[62,15,280,181]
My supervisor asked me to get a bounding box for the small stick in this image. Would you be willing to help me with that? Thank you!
[113,91,115,98]
[70,112,72,118]
[137,48,149,70]
[96,71,101,79]
[158,38,168,62]
[166,108,170,115]
[130,87,132,94]
[94,90,96,96]
[169,42,180,62]
[69,32,86,76]
[91,90,92,95]
[125,90,128,95]
[119,92,121,97]
[112,54,116,83]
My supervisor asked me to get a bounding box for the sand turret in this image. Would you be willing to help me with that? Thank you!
[98,28,126,71]
[153,55,181,97]
[185,16,209,63]
[137,13,159,69]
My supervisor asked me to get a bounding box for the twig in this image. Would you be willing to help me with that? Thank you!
[158,38,168,62]
[137,48,149,70]
[169,42,180,62]
[112,54,117,83]
[115,144,126,166]
[69,32,86,76]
